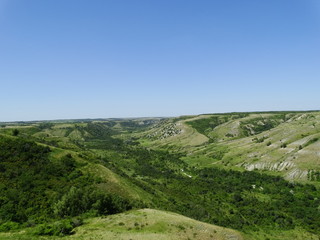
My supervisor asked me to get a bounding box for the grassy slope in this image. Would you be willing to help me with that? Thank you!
[0,209,244,240]
[44,142,155,204]
[1,209,318,240]
[83,163,155,203]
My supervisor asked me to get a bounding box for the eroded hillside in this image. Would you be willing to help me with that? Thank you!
[138,112,320,182]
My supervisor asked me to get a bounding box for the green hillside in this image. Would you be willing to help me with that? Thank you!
[140,111,320,182]
[0,134,139,227]
[1,113,320,239]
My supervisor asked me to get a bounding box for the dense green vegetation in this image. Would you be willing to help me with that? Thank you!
[163,168,320,232]
[185,114,249,139]
[186,116,224,135]
[239,114,286,136]
[0,135,135,236]
[109,149,320,234]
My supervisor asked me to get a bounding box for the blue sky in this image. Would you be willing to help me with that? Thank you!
[0,0,319,121]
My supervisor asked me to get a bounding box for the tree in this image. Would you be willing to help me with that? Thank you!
[12,129,19,136]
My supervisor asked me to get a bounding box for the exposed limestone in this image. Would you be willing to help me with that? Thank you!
[244,161,295,172]
[147,122,183,140]
[286,169,308,180]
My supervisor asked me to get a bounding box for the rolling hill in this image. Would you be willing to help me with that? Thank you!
[0,209,244,240]
[139,111,320,182]
[1,111,320,239]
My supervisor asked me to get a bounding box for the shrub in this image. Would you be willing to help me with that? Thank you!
[0,221,20,232]
[70,217,83,228]
[53,187,133,218]
[33,219,75,236]
[12,129,19,136]
[177,224,185,230]
[280,143,287,148]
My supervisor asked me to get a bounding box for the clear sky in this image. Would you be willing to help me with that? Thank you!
[0,0,319,121]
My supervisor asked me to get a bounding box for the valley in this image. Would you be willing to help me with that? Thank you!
[1,111,320,239]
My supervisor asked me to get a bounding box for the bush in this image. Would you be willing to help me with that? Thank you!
[33,219,75,236]
[280,143,287,148]
[53,187,133,218]
[0,221,20,232]
[12,129,19,136]
[70,216,83,228]
[53,187,86,217]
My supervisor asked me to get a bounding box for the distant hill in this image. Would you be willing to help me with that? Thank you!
[139,111,320,182]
